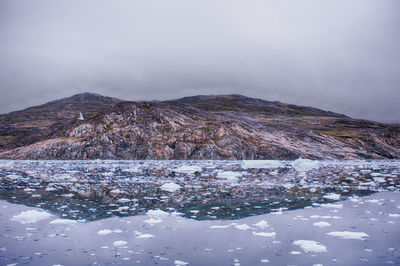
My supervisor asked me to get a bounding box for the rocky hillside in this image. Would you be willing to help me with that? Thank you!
[0,93,399,160]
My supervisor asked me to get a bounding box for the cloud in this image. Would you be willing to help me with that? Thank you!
[0,0,399,122]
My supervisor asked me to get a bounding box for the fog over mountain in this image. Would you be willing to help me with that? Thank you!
[0,0,399,123]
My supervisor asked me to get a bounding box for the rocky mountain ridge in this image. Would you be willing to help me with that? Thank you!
[0,93,399,160]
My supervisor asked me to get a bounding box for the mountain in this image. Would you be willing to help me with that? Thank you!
[0,93,399,160]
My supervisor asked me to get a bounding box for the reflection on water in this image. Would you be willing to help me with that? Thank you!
[0,160,399,221]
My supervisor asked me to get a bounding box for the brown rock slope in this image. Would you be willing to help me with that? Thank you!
[0,93,399,159]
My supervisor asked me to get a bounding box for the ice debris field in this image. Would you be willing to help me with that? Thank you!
[0,159,399,265]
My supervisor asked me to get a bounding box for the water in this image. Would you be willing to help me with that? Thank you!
[0,159,399,265]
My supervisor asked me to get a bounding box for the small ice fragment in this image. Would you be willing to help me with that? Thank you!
[290,251,302,255]
[146,209,169,217]
[293,240,327,253]
[242,160,284,169]
[97,229,112,235]
[136,233,155,239]
[210,223,236,229]
[160,182,182,192]
[174,165,201,174]
[118,198,131,203]
[326,231,369,240]
[234,224,251,231]
[113,229,123,233]
[11,210,52,224]
[321,203,343,209]
[113,240,128,247]
[366,199,380,203]
[61,193,74,197]
[49,219,77,225]
[174,260,189,265]
[291,158,320,172]
[313,221,331,228]
[388,214,400,218]
[252,232,276,237]
[260,259,270,263]
[144,218,162,226]
[217,171,241,180]
[323,193,340,200]
[254,220,269,229]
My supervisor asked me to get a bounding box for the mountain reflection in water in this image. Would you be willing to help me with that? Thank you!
[0,160,398,221]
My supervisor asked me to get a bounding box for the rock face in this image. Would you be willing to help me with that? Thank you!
[0,93,399,160]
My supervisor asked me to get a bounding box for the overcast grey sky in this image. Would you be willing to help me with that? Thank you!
[0,0,399,123]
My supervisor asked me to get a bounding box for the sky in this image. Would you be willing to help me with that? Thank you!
[0,0,399,123]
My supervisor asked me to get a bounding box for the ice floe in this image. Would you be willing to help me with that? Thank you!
[252,231,276,237]
[174,165,201,174]
[146,209,170,217]
[321,203,343,209]
[291,158,320,172]
[49,219,77,225]
[144,218,163,226]
[326,231,369,240]
[234,224,252,231]
[323,193,341,200]
[160,182,182,192]
[11,210,52,224]
[313,221,331,228]
[174,260,189,265]
[254,220,269,229]
[97,229,112,235]
[216,171,241,180]
[242,160,284,169]
[113,240,128,247]
[292,240,327,253]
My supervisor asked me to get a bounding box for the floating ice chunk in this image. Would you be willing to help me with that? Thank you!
[217,171,241,180]
[144,218,162,226]
[389,214,400,218]
[113,229,123,233]
[174,165,201,174]
[254,220,269,229]
[291,159,320,172]
[242,160,284,169]
[49,219,77,225]
[290,251,302,255]
[147,209,169,217]
[11,210,52,224]
[313,221,331,228]
[323,193,340,200]
[252,232,276,237]
[174,260,189,265]
[292,240,327,253]
[310,215,341,219]
[366,199,380,203]
[136,233,155,239]
[160,182,182,192]
[118,198,131,203]
[260,259,270,263]
[61,193,74,197]
[97,229,112,235]
[235,224,252,231]
[321,203,343,209]
[113,240,128,247]
[110,189,124,194]
[326,231,369,240]
[210,223,237,229]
